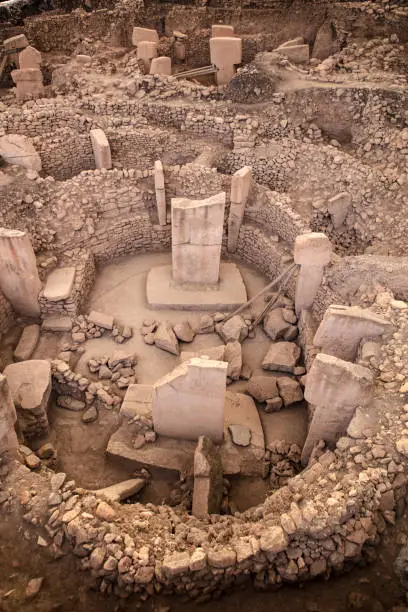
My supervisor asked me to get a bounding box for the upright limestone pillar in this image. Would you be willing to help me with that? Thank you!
[0,229,41,317]
[294,232,332,315]
[154,160,166,225]
[0,374,19,457]
[227,166,252,252]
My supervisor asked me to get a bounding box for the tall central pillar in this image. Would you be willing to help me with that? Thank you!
[171,192,226,286]
[0,228,41,317]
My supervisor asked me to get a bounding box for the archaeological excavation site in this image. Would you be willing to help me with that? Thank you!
[0,0,408,610]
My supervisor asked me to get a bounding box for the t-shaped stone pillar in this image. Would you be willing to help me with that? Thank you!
[171,192,226,286]
[313,304,392,361]
[137,41,158,72]
[154,160,166,225]
[301,353,373,465]
[227,166,252,253]
[294,232,332,314]
[0,374,19,458]
[90,128,112,170]
[0,229,41,317]
[152,357,227,442]
[210,36,242,85]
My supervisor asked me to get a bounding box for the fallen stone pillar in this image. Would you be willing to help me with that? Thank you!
[172,192,226,285]
[137,41,158,72]
[301,353,373,464]
[227,166,252,252]
[90,129,112,170]
[192,435,223,518]
[314,304,392,361]
[154,160,166,225]
[0,229,41,317]
[0,375,19,457]
[132,27,159,47]
[294,232,332,314]
[152,357,227,442]
[210,36,242,85]
[150,56,171,75]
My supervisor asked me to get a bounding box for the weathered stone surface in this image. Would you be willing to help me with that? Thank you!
[192,435,223,518]
[56,395,85,411]
[0,134,41,171]
[94,479,145,503]
[228,424,251,447]
[263,308,296,341]
[154,321,179,355]
[262,342,301,373]
[42,317,72,332]
[152,358,227,442]
[88,310,114,330]
[260,526,288,554]
[247,375,279,402]
[132,26,159,46]
[218,315,248,343]
[224,340,242,380]
[14,324,40,362]
[210,36,242,85]
[162,552,190,577]
[43,267,76,301]
[95,501,116,521]
[277,377,303,406]
[82,406,98,423]
[0,375,19,456]
[173,320,195,343]
[90,129,112,170]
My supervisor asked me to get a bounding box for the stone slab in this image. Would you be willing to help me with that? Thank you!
[4,360,51,411]
[212,24,234,37]
[41,316,73,332]
[14,324,40,362]
[88,310,114,330]
[93,478,145,503]
[107,391,265,476]
[90,129,111,170]
[43,267,76,302]
[132,27,159,46]
[146,262,247,311]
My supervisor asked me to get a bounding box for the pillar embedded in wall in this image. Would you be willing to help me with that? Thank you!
[0,228,41,317]
[211,24,234,38]
[227,166,252,253]
[150,56,171,75]
[210,36,242,86]
[0,374,19,458]
[294,232,332,315]
[301,353,373,465]
[90,129,112,170]
[154,160,166,226]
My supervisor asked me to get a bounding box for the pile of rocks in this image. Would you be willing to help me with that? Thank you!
[88,351,137,390]
[247,372,304,412]
[72,311,133,345]
[267,440,302,489]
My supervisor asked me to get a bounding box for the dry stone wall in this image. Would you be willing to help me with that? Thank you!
[0,290,14,338]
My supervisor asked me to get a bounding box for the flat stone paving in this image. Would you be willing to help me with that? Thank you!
[146,262,247,310]
[43,267,76,301]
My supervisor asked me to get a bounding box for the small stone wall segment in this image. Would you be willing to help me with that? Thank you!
[0,290,14,338]
[38,251,95,318]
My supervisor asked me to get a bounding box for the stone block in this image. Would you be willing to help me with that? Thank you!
[301,354,373,463]
[132,27,159,47]
[137,41,157,71]
[4,360,51,439]
[277,44,309,63]
[279,37,304,48]
[212,24,234,37]
[0,375,19,456]
[152,357,227,442]
[3,34,28,51]
[314,304,392,361]
[154,321,179,355]
[11,68,44,101]
[154,160,166,225]
[42,316,73,332]
[0,228,41,317]
[14,324,40,362]
[262,342,301,373]
[327,192,351,228]
[94,478,145,503]
[120,384,153,419]
[43,267,75,301]
[90,129,111,170]
[172,192,226,285]
[0,134,41,172]
[150,56,171,75]
[88,310,114,329]
[18,46,41,69]
[192,435,223,518]
[294,232,332,266]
